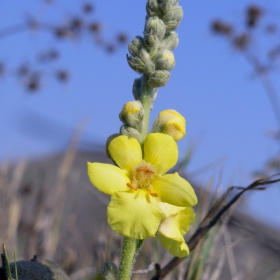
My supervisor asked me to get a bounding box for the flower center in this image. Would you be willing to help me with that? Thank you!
[132,161,156,187]
[126,161,158,196]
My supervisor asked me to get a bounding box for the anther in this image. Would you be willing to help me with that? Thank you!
[136,166,155,174]
[147,188,158,197]
[127,183,138,190]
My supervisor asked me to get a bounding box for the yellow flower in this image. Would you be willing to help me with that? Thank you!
[87,133,197,240]
[157,202,195,258]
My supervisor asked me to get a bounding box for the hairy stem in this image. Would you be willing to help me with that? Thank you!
[139,74,154,143]
[117,237,139,280]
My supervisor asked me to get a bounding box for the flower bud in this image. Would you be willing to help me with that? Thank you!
[146,0,162,17]
[152,109,186,141]
[119,101,144,128]
[162,6,183,31]
[120,125,142,142]
[144,17,166,48]
[127,47,151,74]
[144,60,156,75]
[128,36,145,57]
[100,261,118,280]
[155,50,175,70]
[160,32,179,50]
[126,55,145,73]
[132,76,143,100]
[147,70,170,88]
[159,0,179,13]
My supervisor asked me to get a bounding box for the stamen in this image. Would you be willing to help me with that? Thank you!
[136,166,155,174]
[132,161,156,189]
[127,183,138,190]
[147,188,158,197]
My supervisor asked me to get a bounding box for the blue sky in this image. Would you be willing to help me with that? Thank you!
[1,0,280,229]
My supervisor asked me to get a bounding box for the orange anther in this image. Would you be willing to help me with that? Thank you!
[136,166,155,174]
[127,183,138,190]
[147,188,158,197]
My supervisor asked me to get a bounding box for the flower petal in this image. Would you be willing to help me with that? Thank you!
[157,236,190,258]
[144,133,178,175]
[158,206,195,240]
[108,135,142,174]
[158,202,185,217]
[180,208,196,235]
[87,162,130,195]
[158,215,184,242]
[152,173,198,207]
[107,189,164,239]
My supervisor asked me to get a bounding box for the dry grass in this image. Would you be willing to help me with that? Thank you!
[0,145,280,280]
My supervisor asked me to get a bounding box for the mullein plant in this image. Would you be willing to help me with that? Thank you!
[87,1,198,279]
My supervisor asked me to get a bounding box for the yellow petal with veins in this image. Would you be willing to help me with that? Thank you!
[158,206,195,240]
[108,135,142,175]
[107,189,163,239]
[87,162,130,195]
[144,133,178,175]
[152,173,198,207]
[157,235,190,258]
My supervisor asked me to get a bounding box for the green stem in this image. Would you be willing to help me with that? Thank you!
[139,75,154,143]
[117,237,140,280]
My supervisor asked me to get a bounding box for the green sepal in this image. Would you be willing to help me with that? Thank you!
[144,17,166,48]
[155,50,175,71]
[144,60,156,76]
[120,125,144,143]
[159,0,179,13]
[147,70,170,88]
[162,6,183,31]
[146,0,162,17]
[128,36,145,57]
[159,32,179,51]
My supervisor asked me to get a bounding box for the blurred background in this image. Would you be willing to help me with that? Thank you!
[1,0,280,279]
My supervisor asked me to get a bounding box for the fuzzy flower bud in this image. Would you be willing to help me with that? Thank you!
[127,47,151,74]
[100,262,118,280]
[146,0,162,17]
[119,101,144,128]
[126,55,145,73]
[152,109,186,141]
[128,36,145,57]
[159,0,179,13]
[160,32,179,50]
[162,6,183,31]
[147,70,170,88]
[120,125,142,142]
[155,50,175,70]
[144,17,166,48]
[144,60,156,75]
